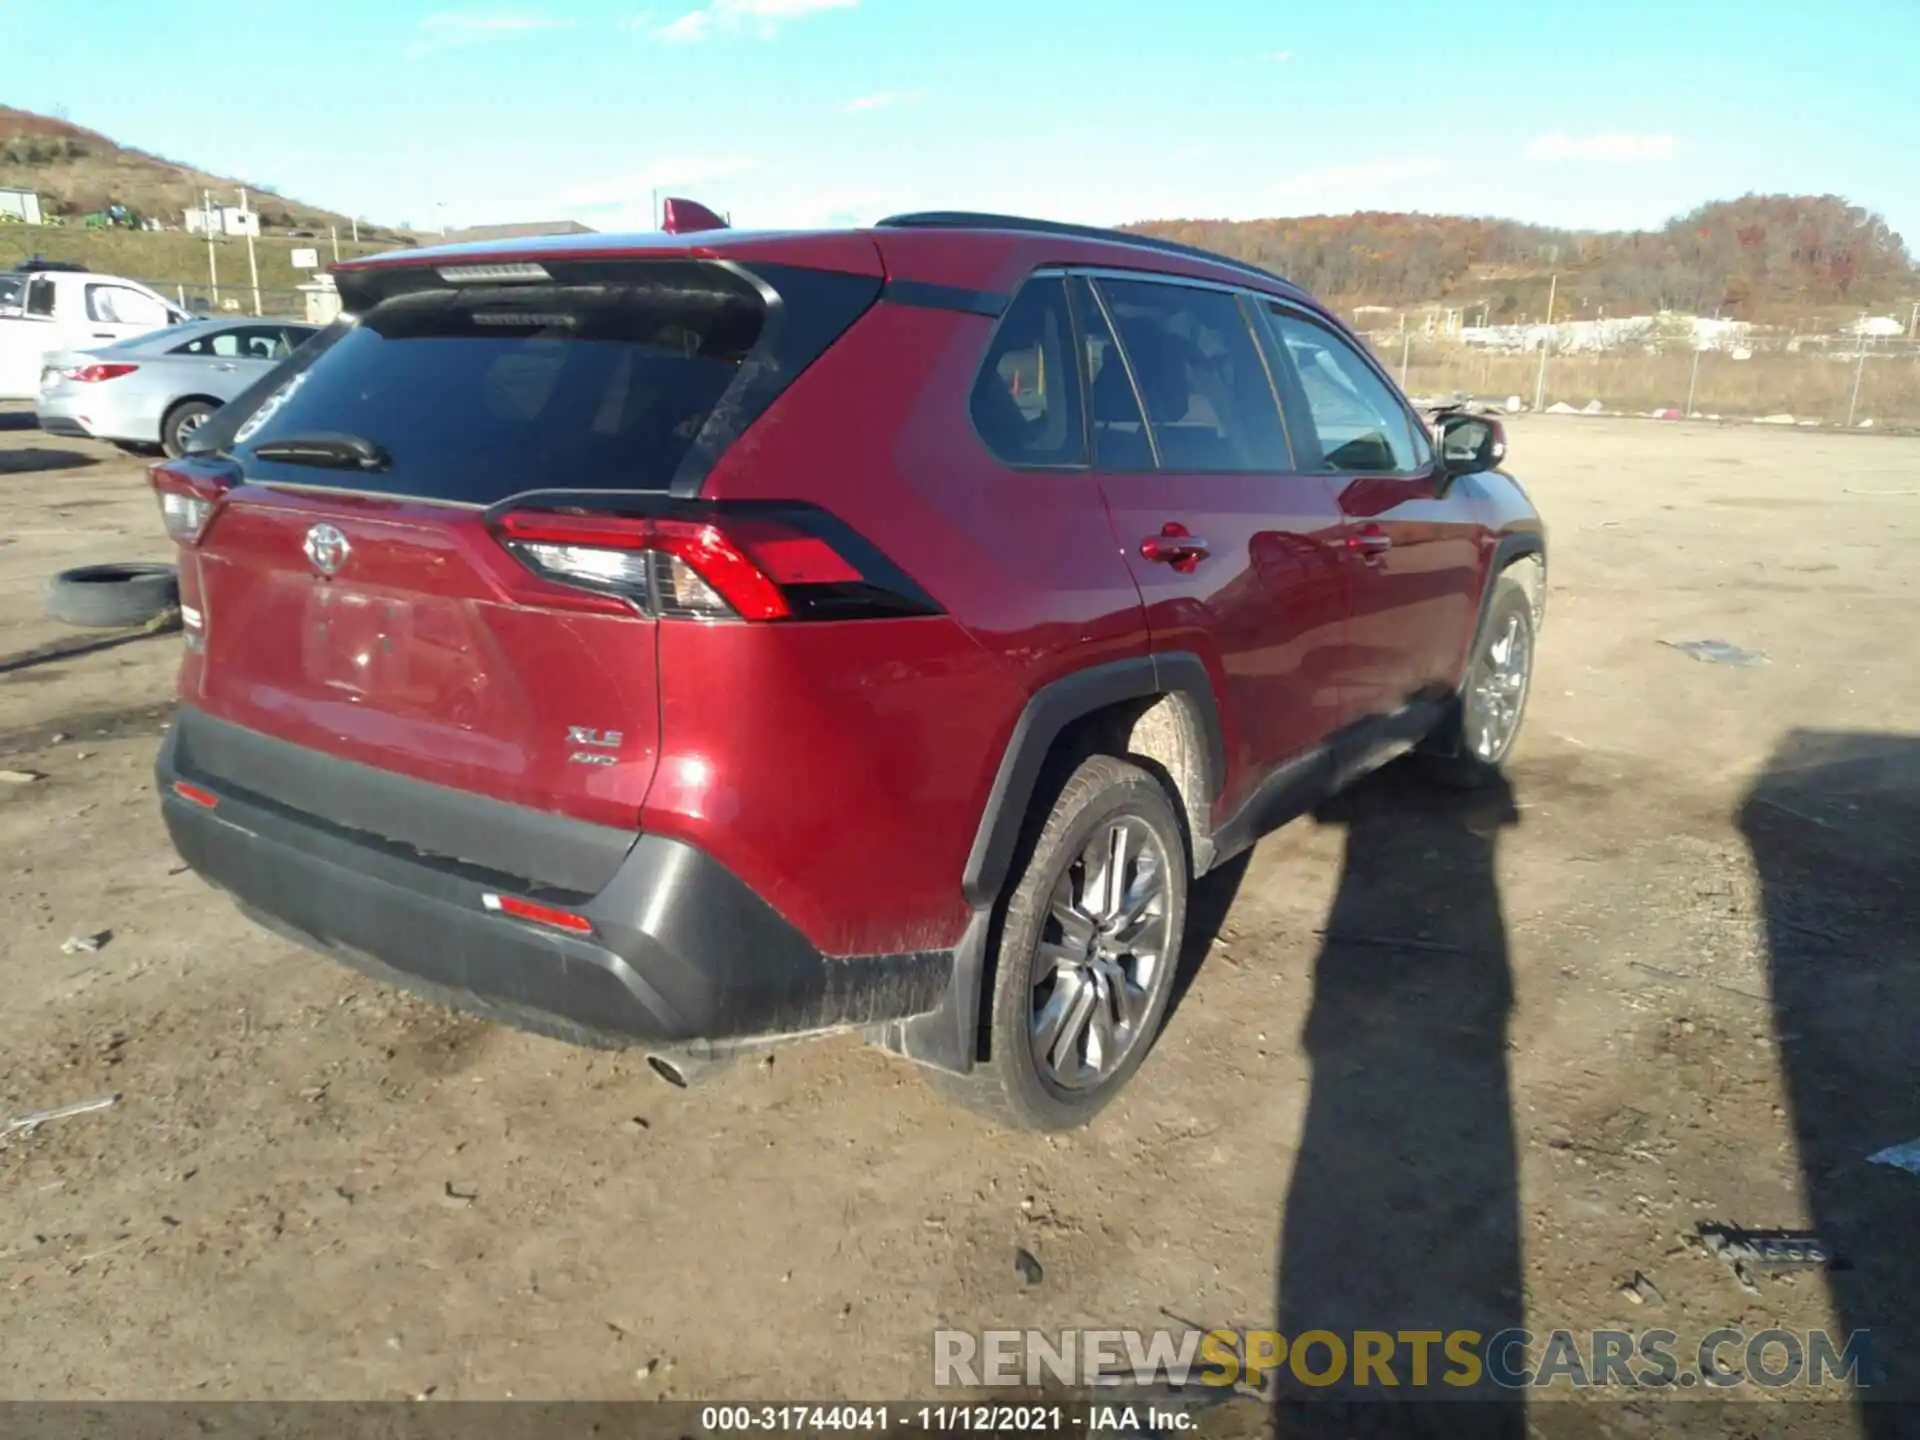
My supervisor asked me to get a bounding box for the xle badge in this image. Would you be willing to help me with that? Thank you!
[568,726,622,767]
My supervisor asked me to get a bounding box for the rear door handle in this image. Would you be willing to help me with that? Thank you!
[1348,525,1393,562]
[1140,522,1210,572]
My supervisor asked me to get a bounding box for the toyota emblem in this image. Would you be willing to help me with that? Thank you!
[304,523,350,576]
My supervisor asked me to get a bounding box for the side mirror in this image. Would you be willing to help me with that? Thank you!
[1437,412,1507,476]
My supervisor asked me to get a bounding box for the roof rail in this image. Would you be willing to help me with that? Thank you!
[874,211,1294,290]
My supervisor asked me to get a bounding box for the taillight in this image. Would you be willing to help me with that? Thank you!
[150,460,238,544]
[489,505,931,623]
[67,362,139,383]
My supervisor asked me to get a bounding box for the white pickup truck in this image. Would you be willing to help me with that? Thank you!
[0,268,191,402]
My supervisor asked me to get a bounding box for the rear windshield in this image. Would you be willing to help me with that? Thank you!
[232,266,765,501]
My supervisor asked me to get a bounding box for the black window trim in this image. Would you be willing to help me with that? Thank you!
[968,260,1437,483]
[1260,299,1434,478]
[1066,274,1161,472]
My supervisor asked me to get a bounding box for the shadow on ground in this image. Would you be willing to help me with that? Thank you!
[1268,767,1527,1438]
[0,446,97,474]
[1740,730,1920,1433]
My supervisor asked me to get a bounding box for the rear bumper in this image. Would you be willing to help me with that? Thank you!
[34,409,93,439]
[156,712,953,1052]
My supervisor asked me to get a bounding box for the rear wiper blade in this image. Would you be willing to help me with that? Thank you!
[250,432,390,471]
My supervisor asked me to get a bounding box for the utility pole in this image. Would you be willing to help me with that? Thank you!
[351,216,360,244]
[1686,344,1703,418]
[1847,313,1869,428]
[202,190,220,307]
[652,189,661,229]
[1400,330,1412,388]
[240,188,262,315]
[330,224,340,264]
[1532,272,1558,412]
[1909,301,1919,340]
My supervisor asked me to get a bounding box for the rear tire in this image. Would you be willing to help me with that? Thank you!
[937,754,1188,1131]
[1417,576,1535,790]
[161,399,218,459]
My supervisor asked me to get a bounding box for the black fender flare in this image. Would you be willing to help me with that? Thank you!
[879,653,1226,1075]
[961,651,1226,909]
[1473,528,1547,654]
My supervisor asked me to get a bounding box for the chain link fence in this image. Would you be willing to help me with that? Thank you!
[1361,329,1920,430]
[157,279,313,321]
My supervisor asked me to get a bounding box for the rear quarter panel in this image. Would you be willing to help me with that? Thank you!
[685,277,1149,956]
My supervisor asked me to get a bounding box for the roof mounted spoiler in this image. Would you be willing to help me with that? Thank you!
[661,198,729,235]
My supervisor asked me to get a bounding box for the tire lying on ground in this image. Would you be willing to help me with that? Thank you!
[43,563,180,629]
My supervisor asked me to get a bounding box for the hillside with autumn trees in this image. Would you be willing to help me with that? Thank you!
[1128,195,1916,323]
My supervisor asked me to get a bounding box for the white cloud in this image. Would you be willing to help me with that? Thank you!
[1523,132,1677,164]
[1255,49,1292,61]
[654,0,856,42]
[842,89,924,113]
[417,11,576,37]
[655,10,713,39]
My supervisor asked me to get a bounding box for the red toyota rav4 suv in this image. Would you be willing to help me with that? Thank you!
[152,211,1545,1129]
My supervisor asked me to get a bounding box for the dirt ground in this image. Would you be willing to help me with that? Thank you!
[1,409,1916,1433]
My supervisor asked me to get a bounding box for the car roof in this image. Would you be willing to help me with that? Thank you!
[336,213,1316,308]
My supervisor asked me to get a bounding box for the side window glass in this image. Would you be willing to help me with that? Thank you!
[1096,279,1291,473]
[1071,280,1154,471]
[1268,309,1420,473]
[969,276,1084,468]
[232,327,281,361]
[25,278,56,317]
[87,285,169,327]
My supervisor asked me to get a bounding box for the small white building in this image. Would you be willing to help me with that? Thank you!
[0,187,42,225]
[298,273,342,325]
[184,203,261,238]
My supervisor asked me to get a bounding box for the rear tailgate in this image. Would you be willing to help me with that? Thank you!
[186,487,662,830]
[170,242,884,837]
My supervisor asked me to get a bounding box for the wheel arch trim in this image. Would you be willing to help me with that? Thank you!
[961,652,1225,910]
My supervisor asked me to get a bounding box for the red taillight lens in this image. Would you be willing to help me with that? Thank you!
[492,511,791,621]
[482,892,594,935]
[150,461,236,544]
[68,362,139,383]
[489,505,938,623]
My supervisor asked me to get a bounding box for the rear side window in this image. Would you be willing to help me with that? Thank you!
[173,325,299,360]
[970,276,1085,468]
[234,266,767,501]
[1097,279,1292,473]
[1266,308,1423,473]
[25,278,54,317]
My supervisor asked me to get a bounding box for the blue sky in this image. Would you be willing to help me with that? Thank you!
[11,0,1919,245]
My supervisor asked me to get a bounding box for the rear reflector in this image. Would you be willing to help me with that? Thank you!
[482,892,595,935]
[171,781,219,809]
